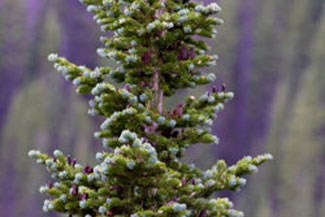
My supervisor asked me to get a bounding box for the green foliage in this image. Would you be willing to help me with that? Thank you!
[29,1,272,216]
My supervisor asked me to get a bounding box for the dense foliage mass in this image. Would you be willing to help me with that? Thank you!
[28,0,272,216]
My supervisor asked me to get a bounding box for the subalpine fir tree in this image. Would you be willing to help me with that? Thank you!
[28,0,272,216]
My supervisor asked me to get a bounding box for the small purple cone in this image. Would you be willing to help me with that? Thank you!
[142,50,152,65]
[188,47,195,59]
[83,165,94,174]
[70,185,78,196]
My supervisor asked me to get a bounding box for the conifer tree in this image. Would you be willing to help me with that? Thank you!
[29,0,272,216]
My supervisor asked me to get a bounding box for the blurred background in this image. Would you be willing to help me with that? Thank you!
[0,0,324,216]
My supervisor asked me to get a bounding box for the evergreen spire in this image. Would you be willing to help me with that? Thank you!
[29,1,272,216]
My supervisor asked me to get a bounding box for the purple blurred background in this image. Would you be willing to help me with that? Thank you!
[0,0,324,216]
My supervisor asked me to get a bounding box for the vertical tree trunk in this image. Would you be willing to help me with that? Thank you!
[0,0,27,142]
[219,0,256,164]
[0,1,99,216]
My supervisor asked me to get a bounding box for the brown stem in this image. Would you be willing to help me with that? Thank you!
[158,89,163,113]
[149,1,166,114]
[151,69,163,114]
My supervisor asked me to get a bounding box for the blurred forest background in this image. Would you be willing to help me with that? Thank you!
[0,0,324,216]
